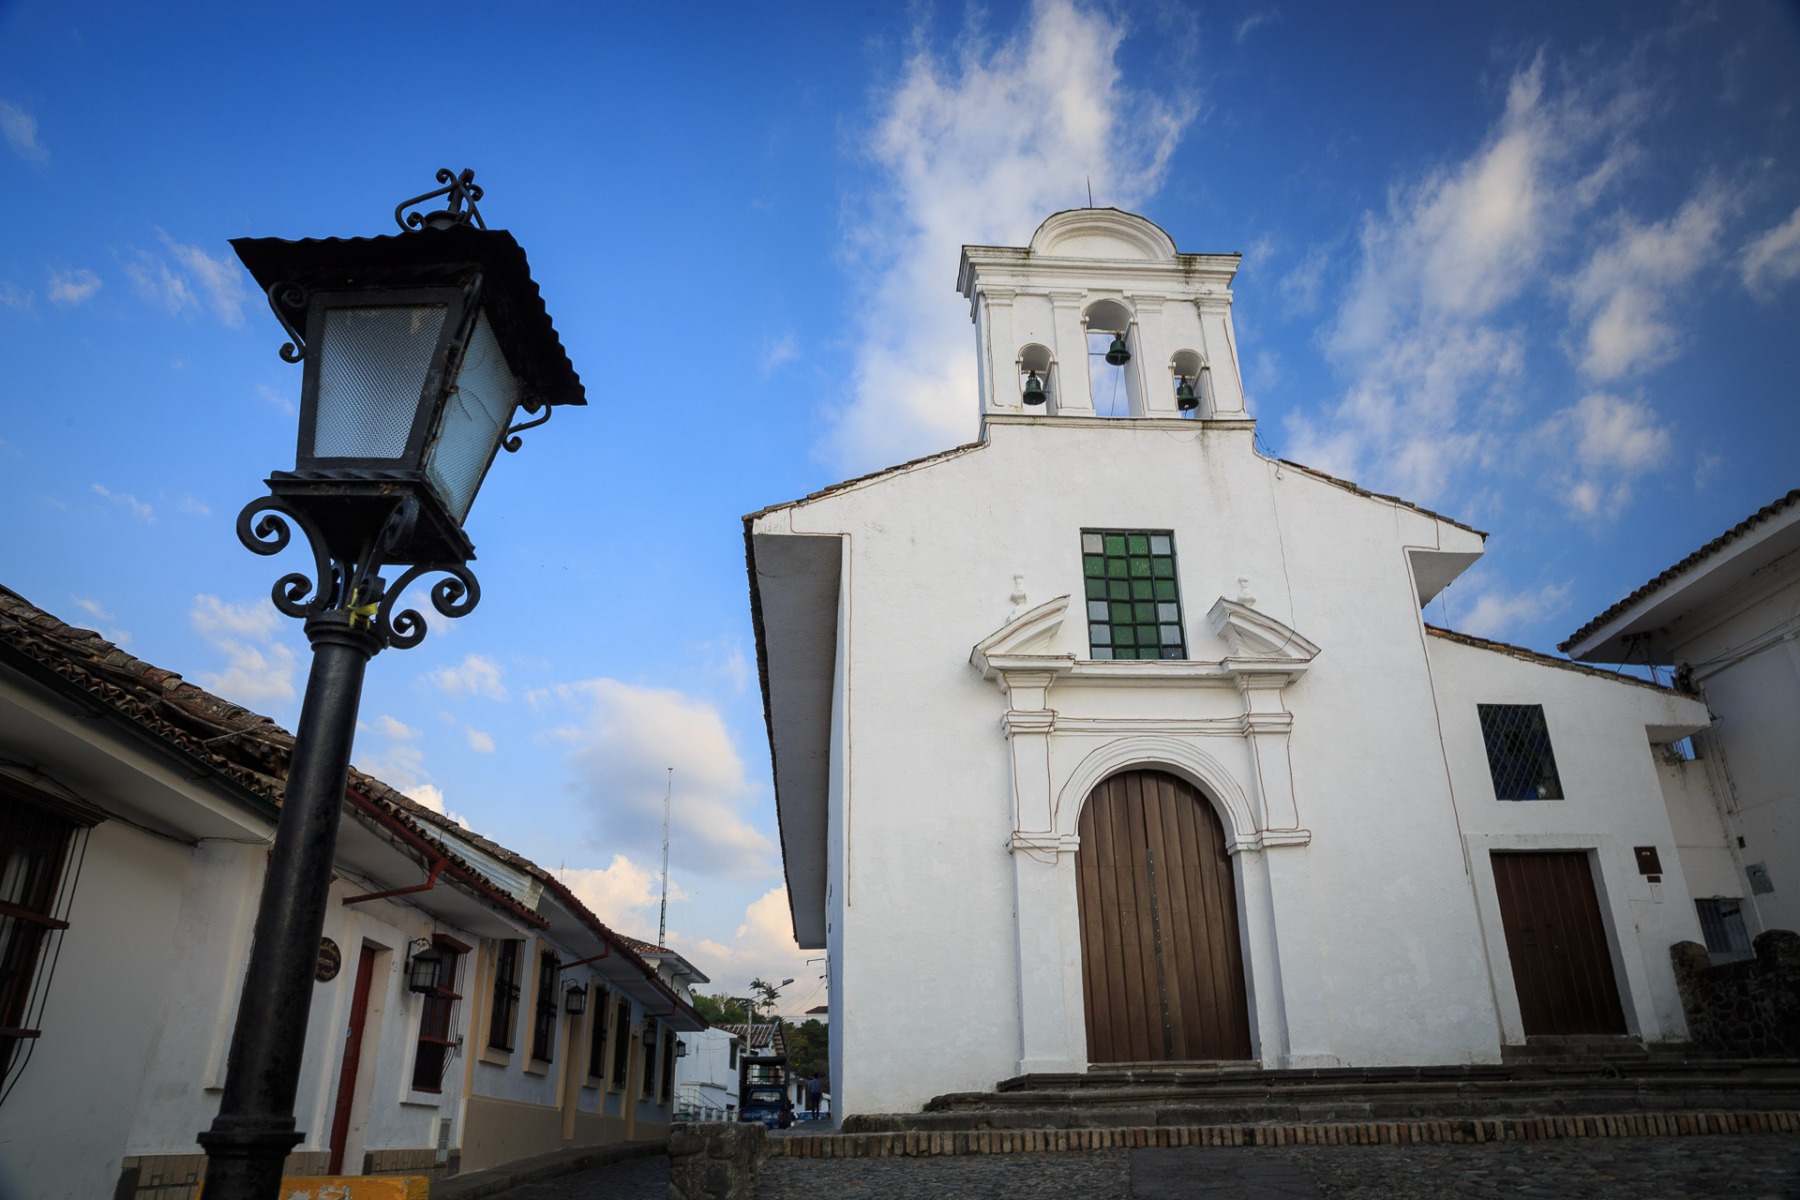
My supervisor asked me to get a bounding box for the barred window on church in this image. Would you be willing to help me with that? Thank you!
[1477,704,1564,800]
[1082,530,1185,660]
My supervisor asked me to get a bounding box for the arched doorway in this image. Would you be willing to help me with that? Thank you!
[1076,768,1252,1063]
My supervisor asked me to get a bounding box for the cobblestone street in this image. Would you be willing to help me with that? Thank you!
[488,1133,1800,1199]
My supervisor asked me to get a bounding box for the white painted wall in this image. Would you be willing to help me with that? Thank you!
[674,1027,739,1120]
[1423,633,1713,1043]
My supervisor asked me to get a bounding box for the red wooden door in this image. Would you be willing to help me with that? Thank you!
[328,946,379,1174]
[1076,770,1252,1063]
[1492,852,1627,1036]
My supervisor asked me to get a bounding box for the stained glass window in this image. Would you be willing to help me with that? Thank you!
[1081,530,1185,660]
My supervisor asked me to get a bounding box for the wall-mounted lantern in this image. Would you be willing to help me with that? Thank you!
[406,941,444,994]
[564,983,588,1015]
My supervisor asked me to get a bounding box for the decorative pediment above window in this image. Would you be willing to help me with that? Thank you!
[1207,598,1320,678]
[970,595,1074,678]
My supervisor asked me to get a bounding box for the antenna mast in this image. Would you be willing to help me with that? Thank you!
[658,767,673,948]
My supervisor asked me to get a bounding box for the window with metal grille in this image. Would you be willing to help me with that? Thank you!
[487,940,521,1052]
[0,779,98,1104]
[641,1019,658,1097]
[1477,704,1564,800]
[1696,898,1754,963]
[410,938,465,1092]
[1082,530,1186,659]
[531,949,559,1063]
[659,1030,677,1103]
[587,984,610,1080]
[610,996,631,1089]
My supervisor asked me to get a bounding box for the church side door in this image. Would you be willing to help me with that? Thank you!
[1076,769,1253,1063]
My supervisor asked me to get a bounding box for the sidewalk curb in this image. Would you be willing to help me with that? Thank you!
[432,1139,665,1199]
[771,1110,1800,1158]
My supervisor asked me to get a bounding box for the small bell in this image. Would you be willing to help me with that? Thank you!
[1022,371,1047,405]
[1104,331,1131,366]
[1175,376,1198,411]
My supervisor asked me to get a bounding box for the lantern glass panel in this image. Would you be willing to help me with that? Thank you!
[425,311,521,523]
[311,305,450,459]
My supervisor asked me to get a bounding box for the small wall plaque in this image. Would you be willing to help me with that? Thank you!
[316,937,342,982]
[1748,863,1775,895]
[1634,846,1663,876]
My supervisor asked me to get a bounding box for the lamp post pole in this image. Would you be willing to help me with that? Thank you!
[197,616,379,1195]
[195,170,585,1200]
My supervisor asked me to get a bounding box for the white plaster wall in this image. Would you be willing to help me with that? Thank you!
[1669,573,1800,936]
[0,821,191,1200]
[1660,758,1741,900]
[1423,633,1716,1043]
[674,1028,739,1118]
[784,419,1509,1115]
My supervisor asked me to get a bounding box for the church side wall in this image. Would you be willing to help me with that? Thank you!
[1423,634,1716,1043]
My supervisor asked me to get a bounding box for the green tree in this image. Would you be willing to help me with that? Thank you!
[749,976,783,1021]
[785,1018,829,1084]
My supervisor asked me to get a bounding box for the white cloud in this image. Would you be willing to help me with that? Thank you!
[427,653,507,700]
[1740,204,1800,299]
[120,233,250,326]
[1235,10,1280,44]
[466,728,495,753]
[376,714,420,740]
[822,0,1193,473]
[91,482,154,523]
[1289,56,1657,506]
[759,332,799,373]
[0,99,46,163]
[69,596,131,646]
[1536,391,1672,519]
[47,268,101,306]
[665,886,817,1016]
[176,494,212,518]
[190,595,296,706]
[1458,581,1572,641]
[160,232,249,326]
[562,853,688,936]
[257,383,296,416]
[1568,189,1726,379]
[541,678,776,878]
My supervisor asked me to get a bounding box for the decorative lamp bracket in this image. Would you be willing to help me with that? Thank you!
[395,168,486,232]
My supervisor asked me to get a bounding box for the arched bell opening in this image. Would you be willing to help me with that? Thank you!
[1082,299,1140,419]
[1017,343,1057,409]
[1169,349,1212,419]
[1074,767,1253,1064]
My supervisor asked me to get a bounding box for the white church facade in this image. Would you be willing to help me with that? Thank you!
[745,209,1735,1117]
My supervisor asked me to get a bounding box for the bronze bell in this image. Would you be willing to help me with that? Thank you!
[1175,376,1198,411]
[1022,371,1047,405]
[1104,331,1131,366]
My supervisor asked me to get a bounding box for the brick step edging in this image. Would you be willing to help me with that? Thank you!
[771,1111,1800,1159]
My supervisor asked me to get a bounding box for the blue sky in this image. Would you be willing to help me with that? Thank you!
[2,1,1797,1014]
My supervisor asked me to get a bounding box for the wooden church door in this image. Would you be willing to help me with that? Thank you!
[1075,769,1253,1063]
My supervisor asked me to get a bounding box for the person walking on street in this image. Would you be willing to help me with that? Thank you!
[805,1074,823,1120]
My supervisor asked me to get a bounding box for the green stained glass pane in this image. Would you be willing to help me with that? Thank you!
[1135,602,1156,622]
[1087,578,1107,599]
[1082,533,1103,554]
[1111,601,1133,623]
[1107,559,1128,578]
[1084,555,1104,576]
[1104,534,1126,555]
[1115,626,1136,646]
[1127,534,1149,555]
[1152,558,1174,577]
[1130,559,1150,577]
[1154,580,1176,600]
[1132,580,1152,599]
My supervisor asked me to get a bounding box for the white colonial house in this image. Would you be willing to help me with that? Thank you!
[0,585,702,1200]
[745,208,1734,1117]
[1562,489,1800,953]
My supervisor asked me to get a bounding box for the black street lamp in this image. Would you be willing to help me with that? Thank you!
[196,170,584,1200]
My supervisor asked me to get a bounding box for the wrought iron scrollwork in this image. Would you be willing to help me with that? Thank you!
[264,281,309,364]
[501,403,552,453]
[395,168,486,232]
[233,493,480,651]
